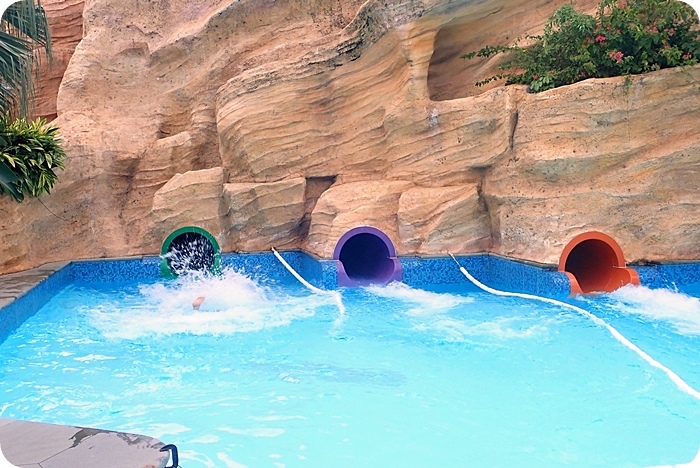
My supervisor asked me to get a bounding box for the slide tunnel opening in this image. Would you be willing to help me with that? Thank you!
[160,227,221,278]
[559,232,639,295]
[334,226,402,287]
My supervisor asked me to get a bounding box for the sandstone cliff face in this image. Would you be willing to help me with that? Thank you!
[486,68,700,263]
[33,0,85,121]
[0,0,698,274]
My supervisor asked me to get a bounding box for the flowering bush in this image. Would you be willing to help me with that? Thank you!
[462,0,700,92]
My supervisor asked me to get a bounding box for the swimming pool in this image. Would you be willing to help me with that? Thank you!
[0,256,699,467]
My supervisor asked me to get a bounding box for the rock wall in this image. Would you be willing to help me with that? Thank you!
[33,0,85,121]
[0,0,698,274]
[486,68,700,263]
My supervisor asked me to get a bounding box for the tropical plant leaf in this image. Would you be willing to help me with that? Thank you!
[0,114,65,202]
[2,1,51,52]
[0,0,52,117]
[0,159,23,201]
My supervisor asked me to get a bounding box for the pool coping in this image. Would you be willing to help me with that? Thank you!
[0,418,169,468]
[0,261,69,310]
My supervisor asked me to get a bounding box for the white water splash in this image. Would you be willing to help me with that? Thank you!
[607,285,700,335]
[85,268,335,339]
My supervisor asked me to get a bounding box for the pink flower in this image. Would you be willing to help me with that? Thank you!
[532,74,539,80]
[595,35,607,43]
[683,52,693,60]
[618,0,628,7]
[609,50,624,63]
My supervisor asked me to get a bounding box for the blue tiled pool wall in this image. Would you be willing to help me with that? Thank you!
[64,253,328,287]
[66,254,697,297]
[400,255,572,298]
[61,255,700,294]
[298,253,339,289]
[635,263,700,290]
[0,265,74,343]
[69,257,162,282]
[219,251,337,289]
[4,254,700,344]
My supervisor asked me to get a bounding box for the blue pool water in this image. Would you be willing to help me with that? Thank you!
[0,269,699,467]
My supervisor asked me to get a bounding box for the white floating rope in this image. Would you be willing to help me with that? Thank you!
[449,254,700,402]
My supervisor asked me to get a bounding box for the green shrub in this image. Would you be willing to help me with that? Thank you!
[463,0,700,92]
[0,115,66,202]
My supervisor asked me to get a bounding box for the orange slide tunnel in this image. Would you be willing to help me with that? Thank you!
[558,232,639,295]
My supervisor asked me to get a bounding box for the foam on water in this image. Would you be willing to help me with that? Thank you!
[415,316,549,341]
[366,282,473,315]
[605,285,700,335]
[366,282,549,341]
[85,268,334,339]
[215,453,248,468]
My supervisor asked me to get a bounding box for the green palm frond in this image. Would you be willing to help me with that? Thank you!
[2,1,51,48]
[0,30,33,115]
[0,0,52,117]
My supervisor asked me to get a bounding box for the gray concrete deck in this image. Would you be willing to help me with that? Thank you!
[0,265,172,468]
[0,418,169,468]
[0,262,68,309]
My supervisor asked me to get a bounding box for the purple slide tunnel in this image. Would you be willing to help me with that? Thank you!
[333,226,403,287]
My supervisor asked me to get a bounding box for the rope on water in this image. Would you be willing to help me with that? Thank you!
[272,247,325,294]
[271,248,346,329]
[449,253,700,402]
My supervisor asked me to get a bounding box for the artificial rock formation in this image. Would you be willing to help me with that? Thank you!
[398,185,492,256]
[0,0,698,274]
[223,178,307,252]
[151,167,227,244]
[303,180,414,258]
[485,67,700,263]
[33,0,85,121]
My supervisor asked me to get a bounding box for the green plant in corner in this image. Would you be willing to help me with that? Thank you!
[463,0,700,93]
[0,114,65,202]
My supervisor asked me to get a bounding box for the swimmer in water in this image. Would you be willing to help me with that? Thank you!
[192,296,205,310]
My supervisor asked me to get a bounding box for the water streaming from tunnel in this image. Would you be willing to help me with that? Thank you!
[162,234,217,276]
[86,268,341,339]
